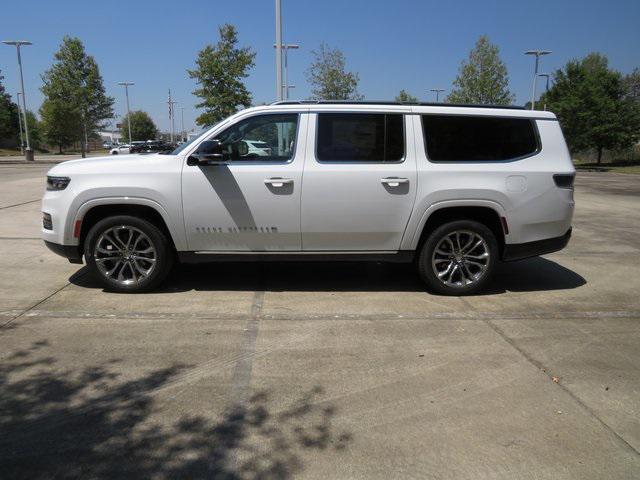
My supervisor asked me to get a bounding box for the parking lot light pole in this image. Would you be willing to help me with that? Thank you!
[3,40,33,161]
[430,88,445,102]
[538,73,551,111]
[275,0,283,101]
[16,92,24,154]
[274,44,299,100]
[117,82,134,143]
[525,50,551,110]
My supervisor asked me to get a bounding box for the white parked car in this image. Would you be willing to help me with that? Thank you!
[109,144,130,155]
[42,101,574,294]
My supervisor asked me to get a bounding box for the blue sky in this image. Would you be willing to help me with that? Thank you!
[1,0,639,134]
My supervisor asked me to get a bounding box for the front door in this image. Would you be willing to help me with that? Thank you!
[182,112,306,251]
[301,112,417,251]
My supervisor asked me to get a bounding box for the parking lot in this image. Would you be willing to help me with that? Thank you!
[0,163,638,478]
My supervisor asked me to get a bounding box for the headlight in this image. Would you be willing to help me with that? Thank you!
[47,176,71,191]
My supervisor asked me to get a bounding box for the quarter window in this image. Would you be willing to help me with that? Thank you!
[212,114,298,162]
[422,115,538,161]
[316,113,404,162]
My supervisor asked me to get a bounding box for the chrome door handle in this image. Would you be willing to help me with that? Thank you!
[264,178,293,188]
[381,177,409,187]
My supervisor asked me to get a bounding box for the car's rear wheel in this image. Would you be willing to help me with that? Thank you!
[84,215,173,293]
[417,220,497,295]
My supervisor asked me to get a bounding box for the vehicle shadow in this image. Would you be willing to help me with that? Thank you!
[0,341,352,479]
[71,256,586,294]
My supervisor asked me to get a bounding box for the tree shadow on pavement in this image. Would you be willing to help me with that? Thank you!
[0,341,352,479]
[71,256,586,294]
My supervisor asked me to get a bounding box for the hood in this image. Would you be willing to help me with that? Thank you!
[47,153,171,176]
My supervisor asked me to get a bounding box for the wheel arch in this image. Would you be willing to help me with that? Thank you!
[74,199,181,253]
[410,201,507,256]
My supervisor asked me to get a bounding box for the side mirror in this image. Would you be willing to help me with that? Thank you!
[187,139,226,165]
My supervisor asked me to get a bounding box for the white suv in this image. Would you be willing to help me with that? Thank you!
[42,101,574,295]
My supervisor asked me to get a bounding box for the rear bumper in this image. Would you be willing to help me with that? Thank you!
[44,241,83,264]
[502,228,572,262]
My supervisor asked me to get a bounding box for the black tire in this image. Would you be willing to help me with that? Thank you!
[84,215,174,293]
[111,151,118,155]
[417,220,498,296]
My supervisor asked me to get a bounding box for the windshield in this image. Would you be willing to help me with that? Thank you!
[166,120,227,155]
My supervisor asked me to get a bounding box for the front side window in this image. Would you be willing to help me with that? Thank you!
[422,115,538,162]
[212,114,298,162]
[316,113,404,162]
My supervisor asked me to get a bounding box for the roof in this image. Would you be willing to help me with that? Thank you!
[271,100,526,110]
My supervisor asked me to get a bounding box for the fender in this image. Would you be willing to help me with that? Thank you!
[66,196,187,250]
[401,199,508,251]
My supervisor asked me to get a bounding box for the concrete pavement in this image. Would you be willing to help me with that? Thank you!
[0,165,638,479]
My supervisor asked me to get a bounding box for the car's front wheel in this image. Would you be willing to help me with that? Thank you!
[417,220,498,296]
[84,215,173,293]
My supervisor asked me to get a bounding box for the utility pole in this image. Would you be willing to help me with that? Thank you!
[180,107,185,142]
[167,90,178,143]
[275,0,283,101]
[3,40,33,161]
[430,88,445,102]
[16,92,24,154]
[117,82,134,143]
[525,50,551,110]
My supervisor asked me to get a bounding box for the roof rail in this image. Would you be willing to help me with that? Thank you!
[269,100,526,110]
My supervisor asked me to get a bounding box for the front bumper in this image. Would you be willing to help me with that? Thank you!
[44,241,83,264]
[502,228,572,262]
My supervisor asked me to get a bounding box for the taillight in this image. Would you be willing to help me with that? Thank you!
[553,174,575,189]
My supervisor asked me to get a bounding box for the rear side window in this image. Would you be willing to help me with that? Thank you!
[422,115,538,162]
[317,113,404,162]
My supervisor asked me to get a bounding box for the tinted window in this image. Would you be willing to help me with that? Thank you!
[213,114,298,162]
[317,113,404,162]
[422,115,538,161]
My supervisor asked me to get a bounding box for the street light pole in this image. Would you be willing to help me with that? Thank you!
[275,0,283,101]
[117,82,134,143]
[16,92,24,154]
[274,44,299,100]
[537,73,551,111]
[525,50,551,110]
[430,88,445,102]
[3,40,33,161]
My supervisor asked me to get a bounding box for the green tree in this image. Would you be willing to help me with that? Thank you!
[188,24,255,127]
[120,110,158,141]
[40,99,81,153]
[41,36,114,157]
[395,89,418,103]
[0,70,20,146]
[624,68,640,103]
[447,35,514,105]
[543,53,640,164]
[306,43,363,101]
[23,111,43,150]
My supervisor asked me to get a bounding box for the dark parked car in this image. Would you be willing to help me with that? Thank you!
[130,141,175,154]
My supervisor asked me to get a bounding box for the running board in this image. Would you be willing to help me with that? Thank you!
[177,251,415,264]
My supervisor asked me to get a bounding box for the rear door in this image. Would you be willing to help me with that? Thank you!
[301,111,417,251]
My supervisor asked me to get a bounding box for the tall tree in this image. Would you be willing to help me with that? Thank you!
[395,89,418,103]
[188,24,255,127]
[23,111,42,150]
[40,36,114,157]
[0,70,20,146]
[543,53,640,164]
[120,110,158,141]
[623,68,640,104]
[306,43,363,101]
[447,35,514,105]
[40,99,81,153]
